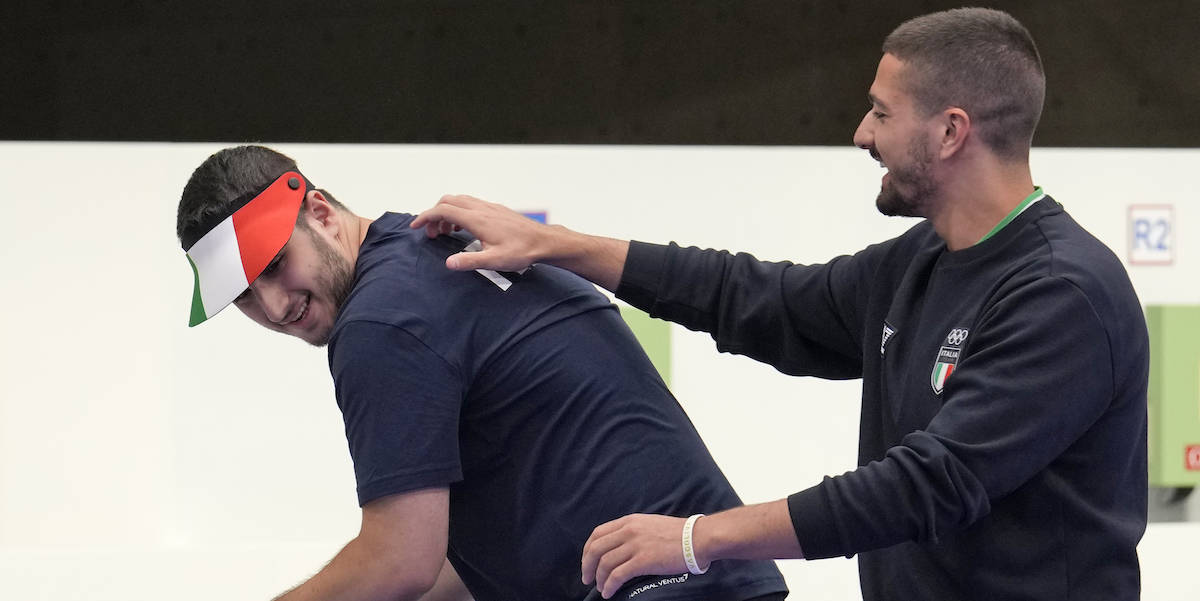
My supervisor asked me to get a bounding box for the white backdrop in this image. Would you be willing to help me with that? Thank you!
[1,143,1197,600]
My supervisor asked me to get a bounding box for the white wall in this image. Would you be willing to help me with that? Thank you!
[0,143,1195,600]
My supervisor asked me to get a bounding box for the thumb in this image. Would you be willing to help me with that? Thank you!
[446,251,488,271]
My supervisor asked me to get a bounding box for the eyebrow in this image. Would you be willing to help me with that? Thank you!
[868,93,891,112]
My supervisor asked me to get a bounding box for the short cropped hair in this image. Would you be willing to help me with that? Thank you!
[882,8,1045,160]
[176,145,346,245]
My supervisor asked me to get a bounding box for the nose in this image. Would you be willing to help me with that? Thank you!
[251,281,290,324]
[853,110,874,150]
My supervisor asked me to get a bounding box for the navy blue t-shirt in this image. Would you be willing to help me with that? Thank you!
[327,213,787,601]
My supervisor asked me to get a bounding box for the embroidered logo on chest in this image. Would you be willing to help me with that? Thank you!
[931,328,969,394]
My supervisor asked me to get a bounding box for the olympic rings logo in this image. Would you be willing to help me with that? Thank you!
[945,328,970,346]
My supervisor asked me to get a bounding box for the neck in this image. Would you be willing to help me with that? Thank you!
[927,155,1035,251]
[336,212,376,265]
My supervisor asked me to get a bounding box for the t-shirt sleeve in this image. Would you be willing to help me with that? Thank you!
[788,276,1117,559]
[328,319,465,506]
[616,240,888,378]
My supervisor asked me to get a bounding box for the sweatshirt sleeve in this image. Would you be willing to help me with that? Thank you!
[616,240,890,379]
[787,276,1118,558]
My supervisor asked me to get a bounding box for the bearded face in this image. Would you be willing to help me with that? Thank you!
[875,131,938,218]
[233,221,357,348]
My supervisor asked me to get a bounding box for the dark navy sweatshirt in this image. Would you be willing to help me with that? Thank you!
[617,196,1148,601]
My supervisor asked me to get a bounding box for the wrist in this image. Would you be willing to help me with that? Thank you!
[542,226,629,292]
[687,500,802,565]
[682,514,710,574]
[539,224,582,265]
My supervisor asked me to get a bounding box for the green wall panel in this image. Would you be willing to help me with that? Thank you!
[1147,305,1200,487]
[618,305,671,386]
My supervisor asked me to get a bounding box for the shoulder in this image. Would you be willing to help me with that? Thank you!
[1005,204,1147,362]
[1031,207,1140,315]
[334,213,466,341]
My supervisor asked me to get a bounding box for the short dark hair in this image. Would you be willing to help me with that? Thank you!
[176,145,346,245]
[882,8,1045,160]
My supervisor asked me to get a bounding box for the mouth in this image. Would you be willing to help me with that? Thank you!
[868,151,889,183]
[280,295,310,327]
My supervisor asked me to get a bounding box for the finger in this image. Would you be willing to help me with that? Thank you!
[410,206,452,230]
[435,194,483,209]
[594,544,636,598]
[411,200,472,229]
[586,526,633,588]
[446,252,470,271]
[582,518,630,583]
[588,516,629,543]
[446,250,514,272]
[602,560,643,599]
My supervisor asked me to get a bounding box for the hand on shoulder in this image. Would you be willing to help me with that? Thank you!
[411,194,558,272]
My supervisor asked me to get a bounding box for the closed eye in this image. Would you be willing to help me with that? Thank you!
[261,253,284,277]
[236,253,285,304]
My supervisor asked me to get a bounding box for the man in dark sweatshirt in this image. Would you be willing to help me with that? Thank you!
[412,8,1149,601]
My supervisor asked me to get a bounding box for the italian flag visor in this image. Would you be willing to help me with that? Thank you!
[181,171,314,327]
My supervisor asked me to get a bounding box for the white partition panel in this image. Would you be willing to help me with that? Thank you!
[1,143,1197,600]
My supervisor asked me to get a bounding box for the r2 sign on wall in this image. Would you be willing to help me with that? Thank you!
[1128,205,1173,266]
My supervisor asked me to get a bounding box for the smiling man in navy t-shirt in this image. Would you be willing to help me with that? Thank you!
[175,144,788,601]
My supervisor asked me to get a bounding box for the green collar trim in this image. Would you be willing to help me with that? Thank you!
[977,187,1045,244]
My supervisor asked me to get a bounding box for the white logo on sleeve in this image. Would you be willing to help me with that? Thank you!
[881,321,897,355]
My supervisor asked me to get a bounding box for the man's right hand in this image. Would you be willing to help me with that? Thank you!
[411,195,630,292]
[412,195,553,273]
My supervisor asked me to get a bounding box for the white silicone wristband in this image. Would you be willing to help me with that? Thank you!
[682,514,708,575]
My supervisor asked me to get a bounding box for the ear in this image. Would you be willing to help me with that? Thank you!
[304,190,340,234]
[937,108,971,160]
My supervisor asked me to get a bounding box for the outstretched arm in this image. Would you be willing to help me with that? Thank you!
[411,195,630,292]
[581,499,802,599]
[272,487,450,601]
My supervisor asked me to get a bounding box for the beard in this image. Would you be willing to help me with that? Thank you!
[875,133,938,218]
[306,228,356,347]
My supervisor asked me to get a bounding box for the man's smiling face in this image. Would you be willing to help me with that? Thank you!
[233,219,355,347]
[853,53,940,218]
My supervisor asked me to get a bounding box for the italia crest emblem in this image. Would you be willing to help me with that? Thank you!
[931,328,969,394]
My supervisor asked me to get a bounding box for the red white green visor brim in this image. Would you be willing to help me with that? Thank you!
[182,171,314,327]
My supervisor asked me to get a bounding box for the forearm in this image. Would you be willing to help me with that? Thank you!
[273,535,434,601]
[419,559,473,601]
[617,242,863,376]
[537,225,628,292]
[693,499,804,566]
